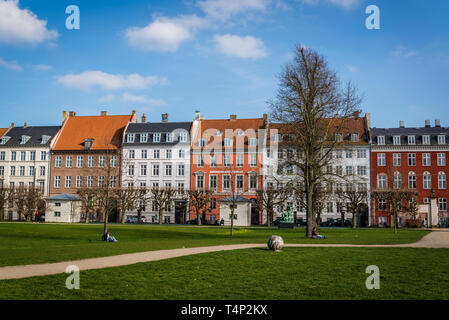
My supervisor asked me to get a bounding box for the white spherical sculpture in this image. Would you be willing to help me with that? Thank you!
[267,235,284,251]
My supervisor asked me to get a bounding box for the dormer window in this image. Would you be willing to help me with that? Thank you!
[127,133,135,143]
[41,135,51,144]
[216,130,222,136]
[0,136,9,145]
[224,138,233,147]
[377,136,385,145]
[393,136,401,145]
[166,133,173,142]
[422,135,430,145]
[438,135,446,145]
[177,132,187,142]
[84,139,95,150]
[351,133,359,142]
[336,133,343,142]
[140,133,148,143]
[237,130,244,136]
[20,135,31,145]
[153,133,161,143]
[199,138,207,147]
[408,135,415,145]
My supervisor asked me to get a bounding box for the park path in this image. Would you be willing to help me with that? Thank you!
[0,231,448,280]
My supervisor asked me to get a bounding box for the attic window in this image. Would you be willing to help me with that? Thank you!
[351,133,359,142]
[237,130,244,136]
[84,139,95,149]
[41,135,51,144]
[20,135,31,145]
[1,136,9,145]
[336,133,343,142]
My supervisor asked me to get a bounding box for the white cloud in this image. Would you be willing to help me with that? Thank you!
[0,56,22,71]
[32,64,51,71]
[125,15,208,52]
[123,92,167,106]
[213,34,267,59]
[347,65,358,73]
[56,71,168,91]
[392,45,417,58]
[329,0,362,9]
[198,0,269,20]
[0,0,58,45]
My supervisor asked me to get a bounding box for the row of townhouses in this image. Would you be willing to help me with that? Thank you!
[0,110,448,227]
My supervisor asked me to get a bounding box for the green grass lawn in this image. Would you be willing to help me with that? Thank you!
[0,223,429,267]
[1,247,448,300]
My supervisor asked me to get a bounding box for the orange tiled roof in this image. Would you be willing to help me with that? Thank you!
[0,128,8,138]
[53,114,133,151]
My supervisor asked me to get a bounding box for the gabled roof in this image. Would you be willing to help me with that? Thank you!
[124,122,192,146]
[0,128,8,138]
[53,114,134,151]
[0,126,61,148]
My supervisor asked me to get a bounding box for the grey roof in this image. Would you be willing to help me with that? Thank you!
[47,193,80,201]
[219,196,251,203]
[124,122,192,146]
[0,126,60,148]
[371,127,449,146]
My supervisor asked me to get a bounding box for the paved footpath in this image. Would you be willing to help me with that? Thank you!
[1,231,448,280]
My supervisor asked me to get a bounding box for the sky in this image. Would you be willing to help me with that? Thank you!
[0,0,448,129]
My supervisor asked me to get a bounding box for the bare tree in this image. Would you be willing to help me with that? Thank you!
[113,186,138,223]
[0,187,9,221]
[188,189,213,225]
[24,187,44,222]
[336,184,368,228]
[150,186,178,225]
[269,45,361,237]
[12,187,27,221]
[77,188,96,223]
[256,182,292,227]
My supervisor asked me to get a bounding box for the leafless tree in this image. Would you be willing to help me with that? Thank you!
[269,45,362,237]
[76,187,96,223]
[256,182,292,227]
[336,184,368,228]
[113,186,139,223]
[23,187,44,222]
[188,189,213,225]
[0,187,10,221]
[150,186,178,225]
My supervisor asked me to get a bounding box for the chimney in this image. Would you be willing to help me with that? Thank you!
[435,119,441,128]
[425,120,431,128]
[263,114,268,122]
[101,111,108,116]
[353,110,361,119]
[195,110,201,120]
[365,113,371,129]
[399,120,405,128]
[62,111,68,122]
[162,113,169,123]
[10,122,15,128]
[230,114,237,121]
[69,111,76,117]
[24,122,28,128]
[141,113,147,123]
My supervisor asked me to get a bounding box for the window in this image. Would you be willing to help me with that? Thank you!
[54,212,61,217]
[98,176,105,188]
[165,164,172,176]
[438,172,447,189]
[87,176,93,187]
[178,132,188,142]
[153,133,161,143]
[11,151,16,161]
[336,133,343,142]
[154,150,160,159]
[140,164,147,176]
[88,156,94,167]
[197,155,204,167]
[20,151,26,161]
[357,166,367,176]
[377,175,387,189]
[438,153,446,166]
[393,153,401,166]
[141,150,147,159]
[199,139,207,147]
[10,166,15,176]
[439,198,447,211]
[346,166,353,176]
[223,175,231,190]
[223,155,230,167]
[408,135,415,145]
[29,166,35,177]
[393,172,402,189]
[76,176,82,188]
[140,133,148,143]
[351,133,359,142]
[178,164,185,176]
[65,176,72,188]
[422,135,430,145]
[77,156,84,168]
[196,175,204,189]
[408,153,416,166]
[55,156,62,168]
[166,133,173,143]
[377,136,385,145]
[438,135,446,145]
[346,150,353,159]
[0,166,3,176]
[377,153,386,166]
[99,156,105,167]
[250,154,257,167]
[224,138,232,147]
[278,149,284,159]
[210,175,217,190]
[378,199,387,211]
[357,149,367,158]
[19,166,25,176]
[249,138,258,146]
[210,154,217,167]
[0,152,4,161]
[236,154,244,167]
[178,149,185,159]
[40,166,45,176]
[66,156,73,168]
[249,175,258,189]
[30,152,35,161]
[127,134,135,143]
[54,176,61,188]
[166,149,172,159]
[110,176,117,188]
[336,165,343,176]
[236,175,244,190]
[41,151,46,161]
[422,153,431,166]
[110,155,117,168]
[358,183,367,192]
[128,164,135,176]
[152,164,160,176]
[408,172,417,189]
[393,136,401,145]
[210,199,217,210]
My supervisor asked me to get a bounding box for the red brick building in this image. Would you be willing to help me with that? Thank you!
[371,119,449,226]
[190,114,267,225]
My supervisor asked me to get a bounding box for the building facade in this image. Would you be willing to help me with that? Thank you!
[122,113,192,224]
[190,113,267,225]
[0,124,61,220]
[371,119,449,226]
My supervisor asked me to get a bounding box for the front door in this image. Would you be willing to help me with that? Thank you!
[250,199,260,225]
[175,201,187,224]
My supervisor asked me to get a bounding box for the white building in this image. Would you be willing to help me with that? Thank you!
[0,124,61,220]
[262,113,372,226]
[122,113,193,223]
[45,193,82,223]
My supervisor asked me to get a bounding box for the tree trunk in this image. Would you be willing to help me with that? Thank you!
[352,212,357,229]
[159,208,163,225]
[137,209,142,223]
[306,189,314,237]
[230,207,234,237]
[341,211,345,227]
[267,207,273,227]
[103,210,109,235]
[197,207,201,225]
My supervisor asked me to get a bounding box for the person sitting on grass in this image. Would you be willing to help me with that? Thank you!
[102,231,118,242]
[311,227,327,239]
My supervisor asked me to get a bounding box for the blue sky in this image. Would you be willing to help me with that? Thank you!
[0,0,448,129]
